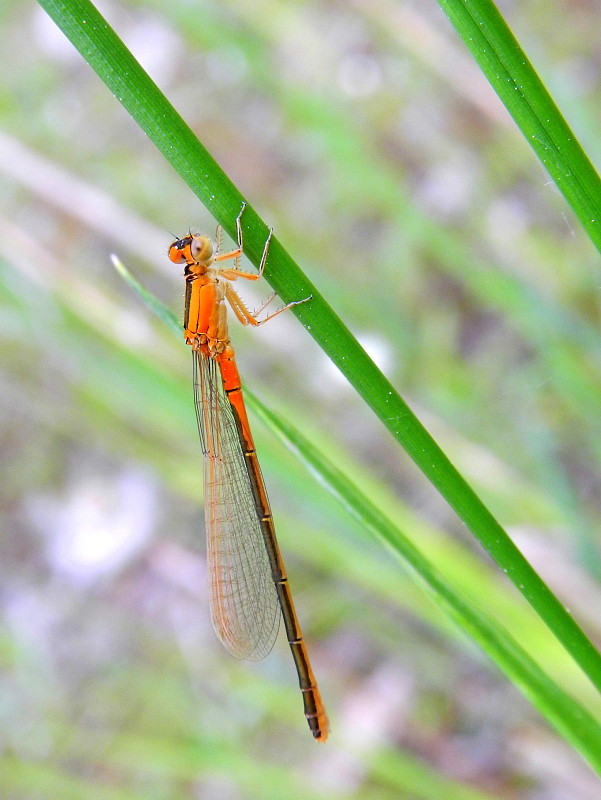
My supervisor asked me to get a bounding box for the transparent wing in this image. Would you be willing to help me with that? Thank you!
[193,350,280,661]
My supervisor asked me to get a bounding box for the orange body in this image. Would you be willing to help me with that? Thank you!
[168,217,328,742]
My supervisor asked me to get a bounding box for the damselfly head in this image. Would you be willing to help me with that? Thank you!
[168,235,213,265]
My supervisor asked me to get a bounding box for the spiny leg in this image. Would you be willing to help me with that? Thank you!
[257,227,273,278]
[215,224,223,257]
[234,202,247,271]
[225,283,312,327]
[213,201,247,267]
[231,203,272,276]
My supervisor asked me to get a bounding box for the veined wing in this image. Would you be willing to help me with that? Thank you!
[193,349,280,661]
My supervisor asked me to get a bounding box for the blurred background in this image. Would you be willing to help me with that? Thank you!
[1,0,601,797]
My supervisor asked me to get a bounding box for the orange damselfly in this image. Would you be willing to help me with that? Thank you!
[168,204,329,742]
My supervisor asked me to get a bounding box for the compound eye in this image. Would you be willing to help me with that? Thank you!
[168,239,189,263]
[190,236,213,262]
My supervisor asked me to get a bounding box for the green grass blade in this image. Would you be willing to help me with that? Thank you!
[437,0,601,251]
[255,394,601,772]
[37,0,601,704]
[111,254,181,338]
